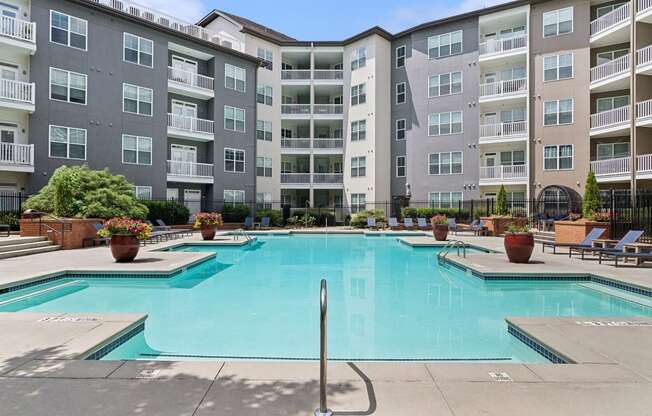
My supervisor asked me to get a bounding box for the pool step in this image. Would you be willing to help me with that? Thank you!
[0,240,55,253]
[0,236,47,247]
[0,237,61,259]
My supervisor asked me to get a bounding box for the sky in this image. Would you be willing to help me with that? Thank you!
[137,0,512,40]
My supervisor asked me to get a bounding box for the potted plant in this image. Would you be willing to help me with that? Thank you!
[98,218,151,262]
[504,223,534,263]
[431,214,449,241]
[194,212,223,240]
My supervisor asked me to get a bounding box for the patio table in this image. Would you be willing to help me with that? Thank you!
[622,243,652,265]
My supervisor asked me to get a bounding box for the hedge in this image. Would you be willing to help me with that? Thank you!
[141,200,190,225]
[255,209,283,226]
[350,209,386,228]
[221,204,251,223]
[400,207,470,221]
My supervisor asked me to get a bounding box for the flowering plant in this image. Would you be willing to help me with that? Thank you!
[506,224,530,233]
[589,211,610,222]
[98,218,151,240]
[193,212,223,228]
[430,215,448,226]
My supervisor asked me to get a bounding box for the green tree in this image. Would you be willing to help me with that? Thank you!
[582,170,601,218]
[496,185,509,216]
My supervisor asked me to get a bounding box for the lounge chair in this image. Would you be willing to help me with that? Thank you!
[82,223,110,247]
[388,217,399,229]
[470,219,488,236]
[603,250,652,267]
[156,219,192,237]
[145,220,168,232]
[243,216,254,230]
[542,227,606,254]
[447,218,459,235]
[417,217,429,229]
[404,218,415,229]
[367,217,378,230]
[571,230,644,260]
[260,216,271,230]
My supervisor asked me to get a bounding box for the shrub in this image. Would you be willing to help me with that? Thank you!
[506,223,530,233]
[583,171,601,218]
[496,185,509,216]
[0,212,19,230]
[24,165,148,219]
[287,214,315,227]
[221,204,250,223]
[350,209,385,228]
[313,211,336,227]
[401,207,470,221]
[256,209,283,226]
[141,200,189,225]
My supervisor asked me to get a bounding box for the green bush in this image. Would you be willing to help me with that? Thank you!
[23,165,148,219]
[256,209,283,226]
[350,209,385,228]
[287,214,316,227]
[583,170,601,218]
[141,200,190,225]
[221,204,250,223]
[496,185,509,216]
[0,212,20,230]
[401,207,470,221]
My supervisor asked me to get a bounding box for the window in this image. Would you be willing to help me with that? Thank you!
[351,120,366,141]
[396,82,406,104]
[500,150,526,165]
[544,99,573,125]
[597,142,629,160]
[396,119,406,140]
[351,193,366,213]
[396,45,406,68]
[351,156,366,177]
[396,156,406,177]
[544,144,573,170]
[256,192,272,209]
[596,2,627,18]
[544,53,573,81]
[428,111,463,136]
[224,106,246,132]
[256,157,272,177]
[351,47,366,70]
[122,84,152,116]
[50,11,87,50]
[49,125,86,160]
[351,83,366,105]
[256,85,273,105]
[122,135,152,165]
[133,186,152,200]
[123,33,153,67]
[543,7,573,37]
[256,120,272,141]
[596,49,629,65]
[225,64,246,92]
[224,148,245,172]
[428,31,462,59]
[224,190,245,205]
[257,47,273,70]
[428,71,462,97]
[596,95,629,112]
[429,151,463,175]
[49,68,86,105]
[428,192,463,208]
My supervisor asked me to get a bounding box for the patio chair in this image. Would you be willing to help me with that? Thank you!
[404,218,415,229]
[243,216,254,230]
[447,218,459,235]
[367,217,378,230]
[470,219,488,236]
[542,227,606,254]
[417,217,429,230]
[82,223,111,248]
[0,224,9,237]
[145,220,168,232]
[156,219,192,237]
[260,216,271,230]
[388,217,399,229]
[571,230,644,260]
[603,250,652,267]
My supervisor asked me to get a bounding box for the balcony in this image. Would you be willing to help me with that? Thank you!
[280,69,344,84]
[590,3,630,46]
[281,173,311,185]
[313,104,343,117]
[479,34,527,61]
[280,173,343,187]
[281,104,343,118]
[313,138,343,150]
[167,113,214,142]
[637,45,652,74]
[637,0,652,22]
[281,138,311,152]
[0,16,36,54]
[479,78,527,103]
[167,67,214,99]
[281,104,311,117]
[637,99,652,126]
[0,79,35,112]
[590,154,652,180]
[166,160,214,184]
[281,70,311,82]
[313,70,343,81]
[590,55,630,91]
[0,143,34,172]
[479,121,528,143]
[590,106,630,137]
[479,164,528,185]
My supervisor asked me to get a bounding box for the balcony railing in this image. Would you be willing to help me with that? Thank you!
[281,70,311,80]
[167,113,214,135]
[591,3,630,37]
[281,138,311,149]
[281,173,311,184]
[313,173,343,184]
[637,45,652,68]
[640,0,652,14]
[590,106,630,130]
[479,34,527,56]
[313,138,343,149]
[0,143,33,167]
[168,67,214,91]
[167,160,213,178]
[590,55,629,84]
[479,165,528,181]
[0,79,35,105]
[637,99,652,120]
[313,104,343,115]
[0,15,36,43]
[591,156,631,177]
[314,70,343,80]
[639,154,652,174]
[479,78,527,98]
[282,104,311,115]
[479,121,528,139]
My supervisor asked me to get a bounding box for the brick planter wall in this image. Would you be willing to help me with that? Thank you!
[20,218,104,250]
[481,216,528,236]
[554,220,610,245]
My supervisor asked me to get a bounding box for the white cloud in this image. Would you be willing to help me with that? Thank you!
[131,0,208,23]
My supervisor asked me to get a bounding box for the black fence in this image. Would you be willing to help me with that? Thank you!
[600,191,652,241]
[0,192,27,230]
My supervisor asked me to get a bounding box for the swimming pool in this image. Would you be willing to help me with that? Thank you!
[1,235,650,362]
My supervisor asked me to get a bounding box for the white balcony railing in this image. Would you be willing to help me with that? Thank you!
[590,55,629,83]
[313,173,343,184]
[591,156,631,177]
[314,70,343,80]
[313,104,343,115]
[591,3,630,37]
[167,160,213,178]
[313,138,344,149]
[479,165,528,181]
[639,154,652,174]
[479,34,527,56]
[167,67,214,91]
[637,99,652,120]
[281,173,311,184]
[479,121,528,139]
[0,15,36,43]
[590,106,630,129]
[0,79,35,105]
[281,138,311,149]
[0,143,33,167]
[479,78,527,98]
[281,70,311,80]
[640,0,652,14]
[281,104,311,115]
[637,45,652,68]
[167,113,214,135]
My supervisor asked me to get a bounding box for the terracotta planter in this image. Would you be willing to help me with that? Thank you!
[554,220,610,245]
[109,234,140,262]
[481,216,528,236]
[200,226,216,241]
[504,232,534,263]
[432,224,449,241]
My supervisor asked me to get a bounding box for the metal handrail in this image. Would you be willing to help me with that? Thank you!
[232,228,252,241]
[315,279,332,416]
[436,240,467,265]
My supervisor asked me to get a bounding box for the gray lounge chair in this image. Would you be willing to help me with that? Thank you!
[605,250,652,267]
[243,216,254,229]
[542,227,606,254]
[388,217,399,229]
[417,217,429,229]
[447,218,459,235]
[260,216,271,230]
[404,218,415,229]
[470,219,488,236]
[156,219,192,237]
[572,230,644,260]
[367,217,378,230]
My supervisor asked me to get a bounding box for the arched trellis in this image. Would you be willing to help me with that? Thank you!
[536,185,583,218]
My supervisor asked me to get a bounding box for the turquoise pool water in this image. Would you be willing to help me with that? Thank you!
[1,235,650,362]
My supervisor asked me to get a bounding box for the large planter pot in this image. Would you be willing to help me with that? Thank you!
[554,220,610,245]
[481,216,528,236]
[504,232,534,263]
[200,226,216,241]
[110,234,140,262]
[432,224,449,241]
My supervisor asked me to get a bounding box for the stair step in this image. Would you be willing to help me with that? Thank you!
[0,245,61,259]
[0,241,55,253]
[0,236,47,247]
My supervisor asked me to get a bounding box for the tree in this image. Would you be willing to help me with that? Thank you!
[24,165,148,219]
[582,170,601,218]
[496,185,509,216]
